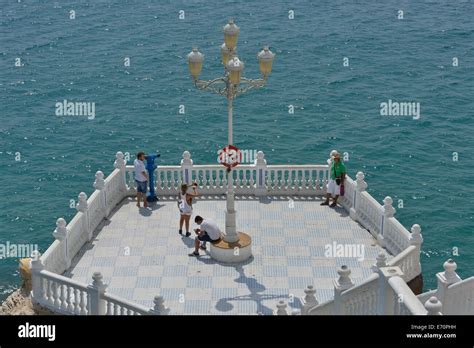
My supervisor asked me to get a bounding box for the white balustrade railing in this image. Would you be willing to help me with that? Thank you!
[40,186,124,272]
[387,245,420,283]
[126,166,137,191]
[34,269,90,315]
[104,169,124,215]
[87,189,104,233]
[265,165,328,195]
[31,258,167,316]
[103,292,150,315]
[383,217,412,255]
[302,259,474,316]
[233,165,257,194]
[66,213,88,265]
[125,163,328,196]
[440,277,474,315]
[340,273,379,315]
[388,276,427,315]
[156,166,182,194]
[190,165,227,194]
[307,299,334,315]
[36,150,428,316]
[40,240,64,274]
[307,268,427,316]
[356,191,384,239]
[339,176,356,211]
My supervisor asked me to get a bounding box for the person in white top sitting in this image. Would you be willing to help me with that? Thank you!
[178,183,198,237]
[134,152,148,208]
[189,216,222,257]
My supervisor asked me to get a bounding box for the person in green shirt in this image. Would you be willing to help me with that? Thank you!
[321,151,346,207]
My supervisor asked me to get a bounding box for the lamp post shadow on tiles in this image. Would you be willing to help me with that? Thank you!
[187,19,275,263]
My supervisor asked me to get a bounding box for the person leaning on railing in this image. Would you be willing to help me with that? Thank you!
[134,152,149,208]
[321,150,346,208]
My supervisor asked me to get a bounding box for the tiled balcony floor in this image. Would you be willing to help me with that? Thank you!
[65,195,390,315]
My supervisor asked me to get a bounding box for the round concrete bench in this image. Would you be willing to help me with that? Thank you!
[209,232,252,263]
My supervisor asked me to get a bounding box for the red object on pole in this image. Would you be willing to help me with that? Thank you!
[219,144,242,169]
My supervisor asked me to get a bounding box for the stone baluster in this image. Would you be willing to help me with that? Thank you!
[275,300,289,315]
[45,279,53,305]
[30,250,44,305]
[213,169,222,190]
[350,171,367,221]
[249,164,255,188]
[53,218,70,270]
[66,286,74,313]
[425,296,443,315]
[255,151,267,196]
[181,151,193,186]
[79,289,87,315]
[114,151,128,194]
[88,272,108,315]
[60,284,68,311]
[94,170,106,217]
[301,285,318,314]
[127,156,136,191]
[380,196,396,248]
[203,168,210,187]
[76,192,91,241]
[52,282,60,308]
[372,252,387,273]
[149,295,170,315]
[333,265,354,315]
[436,259,461,310]
[323,159,329,191]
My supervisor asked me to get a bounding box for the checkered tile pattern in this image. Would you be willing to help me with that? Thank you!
[65,195,391,315]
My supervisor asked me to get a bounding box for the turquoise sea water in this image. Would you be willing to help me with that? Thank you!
[1,0,473,302]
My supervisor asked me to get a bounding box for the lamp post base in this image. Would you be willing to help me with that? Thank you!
[146,194,158,202]
[210,232,252,263]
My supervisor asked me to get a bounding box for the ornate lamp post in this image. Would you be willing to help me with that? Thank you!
[187,19,275,260]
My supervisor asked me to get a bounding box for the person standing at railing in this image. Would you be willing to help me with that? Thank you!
[178,183,198,237]
[134,152,149,208]
[326,149,338,175]
[321,151,346,207]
